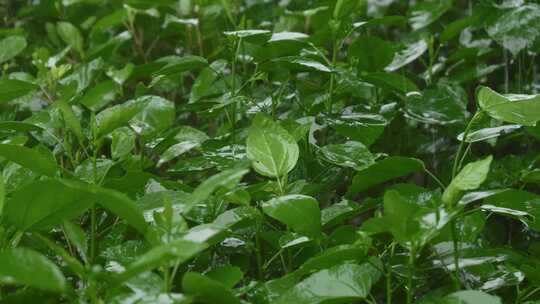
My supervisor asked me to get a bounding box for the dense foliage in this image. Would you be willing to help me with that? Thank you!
[0,0,540,303]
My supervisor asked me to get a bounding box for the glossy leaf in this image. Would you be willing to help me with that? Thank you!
[275,259,382,304]
[0,144,58,177]
[486,4,540,56]
[408,0,452,30]
[95,96,149,137]
[385,39,428,72]
[477,86,540,126]
[246,114,299,178]
[262,194,321,237]
[0,35,27,64]
[0,78,38,103]
[443,156,493,205]
[0,247,66,292]
[57,21,84,56]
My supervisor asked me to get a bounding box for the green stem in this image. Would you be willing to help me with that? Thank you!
[424,168,446,189]
[326,40,338,113]
[406,246,416,304]
[255,230,264,280]
[450,222,461,289]
[452,112,480,177]
[386,242,395,304]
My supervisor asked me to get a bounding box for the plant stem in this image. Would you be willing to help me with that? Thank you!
[406,246,416,304]
[452,112,480,177]
[326,40,338,114]
[386,242,395,304]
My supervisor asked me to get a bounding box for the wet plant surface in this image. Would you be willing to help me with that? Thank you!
[0,0,539,303]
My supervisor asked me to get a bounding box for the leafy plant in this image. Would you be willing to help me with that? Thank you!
[0,0,539,303]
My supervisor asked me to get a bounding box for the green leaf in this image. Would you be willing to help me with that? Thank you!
[206,266,244,289]
[325,113,388,147]
[443,156,493,205]
[0,78,38,103]
[349,36,395,72]
[363,72,418,93]
[408,0,452,30]
[95,96,149,137]
[477,86,540,126]
[481,189,540,231]
[4,179,94,231]
[79,80,119,112]
[74,181,148,235]
[186,167,250,213]
[129,95,175,139]
[5,178,147,234]
[111,127,136,160]
[275,259,382,304]
[486,4,540,56]
[321,199,361,228]
[270,57,332,73]
[55,99,84,142]
[183,272,241,304]
[57,21,84,57]
[117,239,208,284]
[247,114,299,178]
[153,55,208,77]
[333,0,362,19]
[224,29,272,44]
[349,157,425,196]
[0,121,43,132]
[317,141,376,171]
[457,125,521,142]
[404,84,468,125]
[0,35,27,64]
[157,126,208,166]
[0,247,66,292]
[420,290,502,304]
[385,38,428,72]
[445,290,502,304]
[0,144,58,177]
[0,175,4,217]
[298,244,367,275]
[262,194,321,237]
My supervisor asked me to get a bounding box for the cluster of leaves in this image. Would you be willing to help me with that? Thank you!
[0,0,539,303]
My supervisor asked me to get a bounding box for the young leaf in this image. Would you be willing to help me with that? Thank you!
[262,194,321,237]
[57,21,84,57]
[246,114,299,178]
[0,247,66,292]
[443,156,493,205]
